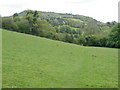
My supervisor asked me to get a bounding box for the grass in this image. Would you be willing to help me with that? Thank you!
[69,18,83,22]
[2,29,118,88]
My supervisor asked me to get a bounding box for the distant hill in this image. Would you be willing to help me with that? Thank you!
[13,10,112,37]
[2,10,118,48]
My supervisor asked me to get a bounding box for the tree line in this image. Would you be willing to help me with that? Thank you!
[2,10,120,48]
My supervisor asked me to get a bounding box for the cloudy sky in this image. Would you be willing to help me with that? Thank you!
[0,0,119,22]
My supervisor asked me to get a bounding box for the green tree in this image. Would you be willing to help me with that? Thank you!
[99,37,108,47]
[85,35,98,46]
[78,37,85,45]
[65,34,74,43]
[2,18,18,31]
[13,13,20,22]
[16,19,30,33]
[13,13,18,17]
[25,10,41,35]
[59,25,72,34]
[107,23,120,48]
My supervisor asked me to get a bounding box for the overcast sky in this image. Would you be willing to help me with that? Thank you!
[0,0,119,22]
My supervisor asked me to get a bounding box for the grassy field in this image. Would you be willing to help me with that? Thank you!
[2,29,118,88]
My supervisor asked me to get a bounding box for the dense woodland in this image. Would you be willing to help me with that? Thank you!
[1,10,120,48]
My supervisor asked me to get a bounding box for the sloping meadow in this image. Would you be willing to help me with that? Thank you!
[2,29,118,88]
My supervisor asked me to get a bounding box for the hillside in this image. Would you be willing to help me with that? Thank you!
[2,10,119,49]
[7,10,113,37]
[2,29,118,88]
